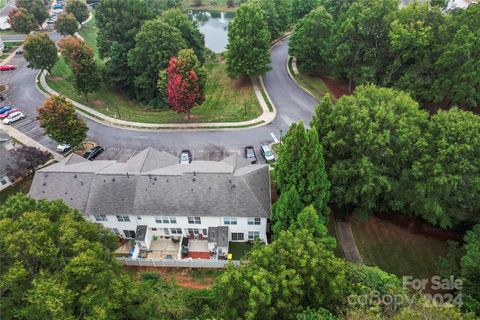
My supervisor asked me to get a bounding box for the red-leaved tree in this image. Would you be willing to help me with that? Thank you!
[165,52,205,119]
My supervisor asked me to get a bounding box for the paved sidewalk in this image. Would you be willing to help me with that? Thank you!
[1,124,62,160]
[335,219,363,263]
[39,70,276,130]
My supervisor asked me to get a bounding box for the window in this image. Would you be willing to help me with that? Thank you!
[188,216,201,224]
[248,231,260,240]
[171,228,182,235]
[162,216,170,223]
[169,217,177,224]
[223,217,237,225]
[123,230,136,238]
[155,216,162,223]
[152,228,157,231]
[111,228,120,236]
[188,228,200,235]
[137,216,142,220]
[116,215,130,222]
[232,232,244,241]
[94,214,107,222]
[202,229,207,236]
[248,217,261,225]
[164,228,170,235]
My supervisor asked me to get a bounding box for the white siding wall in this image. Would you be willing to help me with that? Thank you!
[88,214,267,242]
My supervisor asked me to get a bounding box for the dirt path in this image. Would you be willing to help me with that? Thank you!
[335,219,362,263]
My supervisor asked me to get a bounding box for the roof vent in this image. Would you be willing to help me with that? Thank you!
[74,174,77,178]
[65,192,68,195]
[112,178,116,182]
[166,179,169,182]
[149,174,152,180]
[126,172,129,178]
[80,181,84,186]
[42,182,46,186]
[104,179,106,183]
[154,177,157,181]
[231,184,236,189]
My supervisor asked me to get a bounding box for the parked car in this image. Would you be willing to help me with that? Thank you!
[0,108,20,119]
[56,143,71,153]
[2,111,24,124]
[244,146,257,164]
[83,146,104,160]
[180,150,192,164]
[0,65,15,71]
[260,145,276,163]
[0,106,12,114]
[15,50,23,55]
[53,3,63,8]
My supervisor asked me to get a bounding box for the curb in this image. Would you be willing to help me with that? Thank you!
[38,70,276,132]
[286,55,317,99]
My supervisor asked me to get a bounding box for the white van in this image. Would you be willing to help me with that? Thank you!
[3,111,24,124]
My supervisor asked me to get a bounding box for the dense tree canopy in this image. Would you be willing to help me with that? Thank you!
[289,6,333,73]
[271,185,304,235]
[128,18,187,104]
[274,121,330,217]
[0,195,130,319]
[312,85,429,219]
[16,0,48,27]
[290,0,319,21]
[37,95,88,146]
[23,32,58,74]
[54,12,79,35]
[7,8,36,34]
[409,108,480,228]
[65,0,89,23]
[95,0,154,90]
[225,1,271,78]
[160,9,205,63]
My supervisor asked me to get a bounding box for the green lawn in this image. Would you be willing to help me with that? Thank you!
[0,42,23,59]
[47,56,262,124]
[350,217,449,281]
[0,30,22,36]
[78,16,100,62]
[228,242,254,260]
[0,178,33,205]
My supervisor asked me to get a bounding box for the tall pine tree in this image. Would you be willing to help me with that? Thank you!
[274,121,330,217]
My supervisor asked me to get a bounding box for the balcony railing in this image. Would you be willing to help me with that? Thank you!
[117,257,240,268]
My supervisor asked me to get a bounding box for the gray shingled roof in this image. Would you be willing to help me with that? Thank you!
[29,149,271,218]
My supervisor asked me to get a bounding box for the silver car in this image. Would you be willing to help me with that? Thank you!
[260,145,276,163]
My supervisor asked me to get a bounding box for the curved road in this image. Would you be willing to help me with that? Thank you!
[0,35,318,156]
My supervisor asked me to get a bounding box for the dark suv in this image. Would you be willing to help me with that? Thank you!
[83,146,104,160]
[244,146,257,164]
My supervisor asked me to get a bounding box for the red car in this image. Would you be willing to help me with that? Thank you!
[0,108,20,119]
[0,65,16,71]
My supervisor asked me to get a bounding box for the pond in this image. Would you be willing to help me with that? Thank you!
[190,10,235,53]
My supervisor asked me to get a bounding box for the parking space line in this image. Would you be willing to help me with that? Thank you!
[270,132,279,143]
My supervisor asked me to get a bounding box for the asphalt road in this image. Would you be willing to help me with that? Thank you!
[0,35,319,158]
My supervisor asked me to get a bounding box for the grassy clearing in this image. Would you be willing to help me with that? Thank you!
[48,56,262,123]
[228,242,253,260]
[288,57,329,100]
[182,0,238,12]
[259,79,273,112]
[350,217,449,280]
[0,177,33,205]
[78,16,100,62]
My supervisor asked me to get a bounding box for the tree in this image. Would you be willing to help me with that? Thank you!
[127,18,187,104]
[6,146,52,178]
[213,228,347,320]
[37,95,88,146]
[54,12,78,35]
[410,108,480,228]
[163,49,206,117]
[273,0,292,31]
[274,121,330,217]
[0,194,132,319]
[312,85,429,220]
[271,185,304,235]
[160,9,205,63]
[7,8,36,34]
[434,4,480,109]
[289,6,333,73]
[330,0,398,92]
[460,224,480,314]
[227,0,235,8]
[65,0,89,24]
[291,0,319,21]
[95,0,154,91]
[252,0,282,40]
[225,1,271,79]
[16,0,48,27]
[386,3,450,105]
[23,32,58,75]
[59,36,101,99]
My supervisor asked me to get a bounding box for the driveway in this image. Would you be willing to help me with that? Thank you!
[0,34,319,153]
